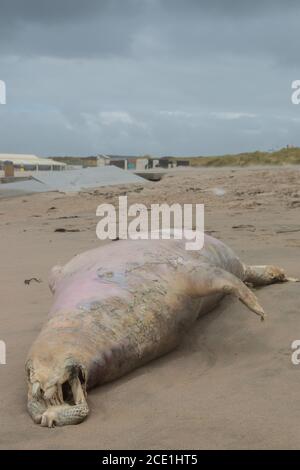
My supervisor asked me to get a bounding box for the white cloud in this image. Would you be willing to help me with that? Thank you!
[82,111,149,130]
[159,110,258,122]
[98,111,134,126]
[159,110,195,118]
[211,111,257,120]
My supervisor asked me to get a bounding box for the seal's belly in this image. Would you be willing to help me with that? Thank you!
[84,288,202,386]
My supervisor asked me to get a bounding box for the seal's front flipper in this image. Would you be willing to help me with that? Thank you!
[184,266,265,320]
[243,264,299,286]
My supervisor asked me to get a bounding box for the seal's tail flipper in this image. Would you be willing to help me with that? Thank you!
[186,266,265,320]
[243,264,299,287]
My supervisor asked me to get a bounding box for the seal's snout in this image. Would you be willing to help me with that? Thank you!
[26,357,89,427]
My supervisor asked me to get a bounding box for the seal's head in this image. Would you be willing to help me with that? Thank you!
[26,354,87,405]
[25,351,89,427]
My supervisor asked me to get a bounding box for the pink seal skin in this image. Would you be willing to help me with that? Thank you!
[25,231,295,427]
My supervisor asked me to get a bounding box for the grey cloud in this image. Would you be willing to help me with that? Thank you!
[0,1,300,155]
[0,0,106,24]
[0,0,299,62]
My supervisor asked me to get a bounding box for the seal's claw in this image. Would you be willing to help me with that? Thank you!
[41,408,57,428]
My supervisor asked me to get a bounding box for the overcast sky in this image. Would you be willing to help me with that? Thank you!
[0,0,300,156]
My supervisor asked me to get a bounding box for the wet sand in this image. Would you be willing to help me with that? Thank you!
[0,166,300,449]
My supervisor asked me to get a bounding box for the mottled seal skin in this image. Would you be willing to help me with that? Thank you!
[25,232,296,427]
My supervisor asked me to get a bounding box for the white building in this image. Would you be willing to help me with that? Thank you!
[96,154,111,166]
[0,154,66,171]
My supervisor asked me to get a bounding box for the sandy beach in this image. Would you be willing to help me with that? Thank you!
[0,166,300,450]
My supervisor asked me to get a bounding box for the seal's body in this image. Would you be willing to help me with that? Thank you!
[26,232,294,427]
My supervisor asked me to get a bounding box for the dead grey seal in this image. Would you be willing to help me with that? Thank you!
[25,232,297,427]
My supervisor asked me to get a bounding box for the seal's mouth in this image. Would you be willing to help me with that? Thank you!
[26,359,88,420]
[26,359,89,427]
[60,365,87,405]
[61,380,74,404]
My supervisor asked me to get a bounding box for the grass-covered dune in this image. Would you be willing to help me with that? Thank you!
[171,147,300,167]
